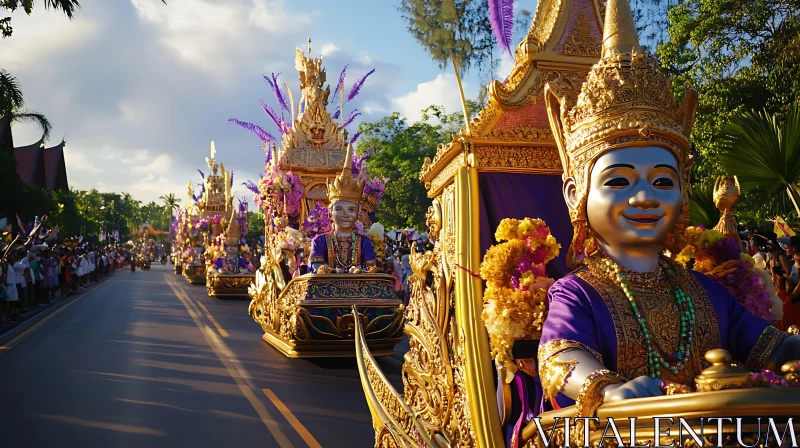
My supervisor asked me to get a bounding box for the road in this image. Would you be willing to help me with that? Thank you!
[0,263,407,448]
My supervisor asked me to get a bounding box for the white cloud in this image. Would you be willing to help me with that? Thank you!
[131,154,172,174]
[498,53,516,81]
[320,43,339,56]
[64,147,102,174]
[392,73,476,123]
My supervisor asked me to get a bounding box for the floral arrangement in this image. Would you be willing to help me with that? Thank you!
[480,218,561,366]
[276,227,305,252]
[676,226,781,321]
[255,168,303,218]
[237,200,249,236]
[301,202,332,240]
[365,222,386,261]
[362,177,387,212]
[194,214,224,232]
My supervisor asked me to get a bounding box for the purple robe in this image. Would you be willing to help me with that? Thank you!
[308,233,376,273]
[214,255,248,274]
[538,268,782,411]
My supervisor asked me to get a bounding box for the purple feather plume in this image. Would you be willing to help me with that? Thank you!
[230,172,234,188]
[197,169,205,179]
[270,73,290,114]
[332,108,341,120]
[342,110,361,129]
[227,118,275,143]
[488,0,515,55]
[349,131,361,145]
[346,69,375,103]
[242,181,260,195]
[260,100,286,133]
[331,64,348,101]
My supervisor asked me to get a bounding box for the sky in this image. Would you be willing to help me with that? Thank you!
[1,0,526,204]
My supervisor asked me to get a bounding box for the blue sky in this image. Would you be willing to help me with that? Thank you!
[2,0,532,203]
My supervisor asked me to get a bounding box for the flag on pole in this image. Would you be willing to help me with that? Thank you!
[775,215,796,238]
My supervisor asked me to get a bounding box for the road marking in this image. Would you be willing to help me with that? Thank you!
[164,274,294,448]
[263,389,323,448]
[0,281,109,355]
[196,300,230,337]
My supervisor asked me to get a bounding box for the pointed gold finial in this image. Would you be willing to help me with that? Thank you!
[601,0,641,58]
[326,143,364,204]
[308,37,312,55]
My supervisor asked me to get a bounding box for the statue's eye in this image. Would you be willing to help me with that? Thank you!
[604,177,630,187]
[653,178,674,187]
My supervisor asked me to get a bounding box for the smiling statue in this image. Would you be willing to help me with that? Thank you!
[308,144,379,275]
[536,0,800,427]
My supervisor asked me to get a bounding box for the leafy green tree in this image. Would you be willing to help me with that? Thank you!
[688,183,719,229]
[398,0,531,77]
[358,104,480,230]
[719,102,800,222]
[658,0,800,186]
[1,0,81,38]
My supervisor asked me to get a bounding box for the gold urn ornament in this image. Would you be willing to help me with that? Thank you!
[713,175,742,247]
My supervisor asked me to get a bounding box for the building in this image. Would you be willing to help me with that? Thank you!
[0,115,69,191]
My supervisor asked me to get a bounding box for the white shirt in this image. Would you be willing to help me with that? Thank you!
[752,251,767,270]
[5,265,17,285]
[13,261,27,285]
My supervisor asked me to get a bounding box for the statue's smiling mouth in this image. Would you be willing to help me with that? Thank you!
[623,214,664,224]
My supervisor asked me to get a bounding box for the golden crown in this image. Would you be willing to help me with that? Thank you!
[544,0,698,181]
[327,144,364,204]
[225,209,242,246]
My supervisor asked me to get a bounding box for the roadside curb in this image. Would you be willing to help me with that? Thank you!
[0,274,115,348]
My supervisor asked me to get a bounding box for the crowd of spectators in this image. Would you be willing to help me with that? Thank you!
[0,243,133,325]
[745,232,800,330]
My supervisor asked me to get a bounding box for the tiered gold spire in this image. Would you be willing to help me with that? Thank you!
[544,0,698,183]
[225,208,242,246]
[326,144,363,204]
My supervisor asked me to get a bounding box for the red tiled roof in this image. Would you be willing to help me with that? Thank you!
[14,140,45,185]
[43,141,68,191]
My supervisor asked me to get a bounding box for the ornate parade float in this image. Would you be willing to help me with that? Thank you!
[205,202,256,298]
[181,142,235,285]
[353,0,800,446]
[234,42,404,358]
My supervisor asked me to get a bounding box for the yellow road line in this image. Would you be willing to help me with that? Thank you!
[164,274,294,448]
[263,389,323,448]
[0,282,109,355]
[196,300,230,337]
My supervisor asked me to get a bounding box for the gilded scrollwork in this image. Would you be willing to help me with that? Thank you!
[473,146,563,173]
[561,13,601,57]
[483,125,554,142]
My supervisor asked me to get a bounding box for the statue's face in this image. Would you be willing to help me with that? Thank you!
[582,146,683,250]
[224,245,238,257]
[330,200,358,233]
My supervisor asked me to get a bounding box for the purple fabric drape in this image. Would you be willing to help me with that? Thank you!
[478,172,573,279]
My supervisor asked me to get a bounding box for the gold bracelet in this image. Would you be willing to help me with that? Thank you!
[573,369,625,445]
[575,369,626,418]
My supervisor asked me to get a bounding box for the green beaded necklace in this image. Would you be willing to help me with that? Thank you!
[332,232,358,269]
[595,257,696,379]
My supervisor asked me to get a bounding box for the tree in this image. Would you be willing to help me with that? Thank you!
[357,104,479,230]
[398,0,531,77]
[1,69,51,142]
[658,0,800,186]
[719,101,800,222]
[1,0,81,38]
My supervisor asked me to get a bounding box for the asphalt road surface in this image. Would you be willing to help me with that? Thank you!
[0,263,407,448]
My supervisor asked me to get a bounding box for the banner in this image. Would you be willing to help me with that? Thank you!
[774,215,796,238]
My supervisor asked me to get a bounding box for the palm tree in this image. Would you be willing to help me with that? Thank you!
[1,69,52,142]
[688,183,720,229]
[720,100,800,218]
[160,193,181,219]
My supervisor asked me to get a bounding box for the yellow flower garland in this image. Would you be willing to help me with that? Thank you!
[481,218,560,366]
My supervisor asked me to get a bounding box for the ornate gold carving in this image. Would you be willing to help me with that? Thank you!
[207,274,255,297]
[429,156,465,197]
[538,338,604,365]
[420,139,464,184]
[561,13,601,56]
[182,264,207,285]
[425,200,442,241]
[473,146,563,173]
[483,125,554,142]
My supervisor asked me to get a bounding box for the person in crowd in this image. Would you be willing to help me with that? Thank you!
[41,250,54,304]
[13,250,30,313]
[28,252,43,307]
[2,253,20,322]
[87,245,96,285]
[751,236,769,270]
[98,250,105,279]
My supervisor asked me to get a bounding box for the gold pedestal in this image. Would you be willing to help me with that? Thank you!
[173,261,182,275]
[182,264,206,285]
[207,273,255,298]
[251,273,404,358]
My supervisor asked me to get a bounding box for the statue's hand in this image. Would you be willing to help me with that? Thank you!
[349,266,363,274]
[316,265,333,275]
[366,265,380,274]
[602,376,663,402]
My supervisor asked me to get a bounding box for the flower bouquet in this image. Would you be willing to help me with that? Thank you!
[480,218,561,367]
[301,202,332,240]
[676,226,781,321]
